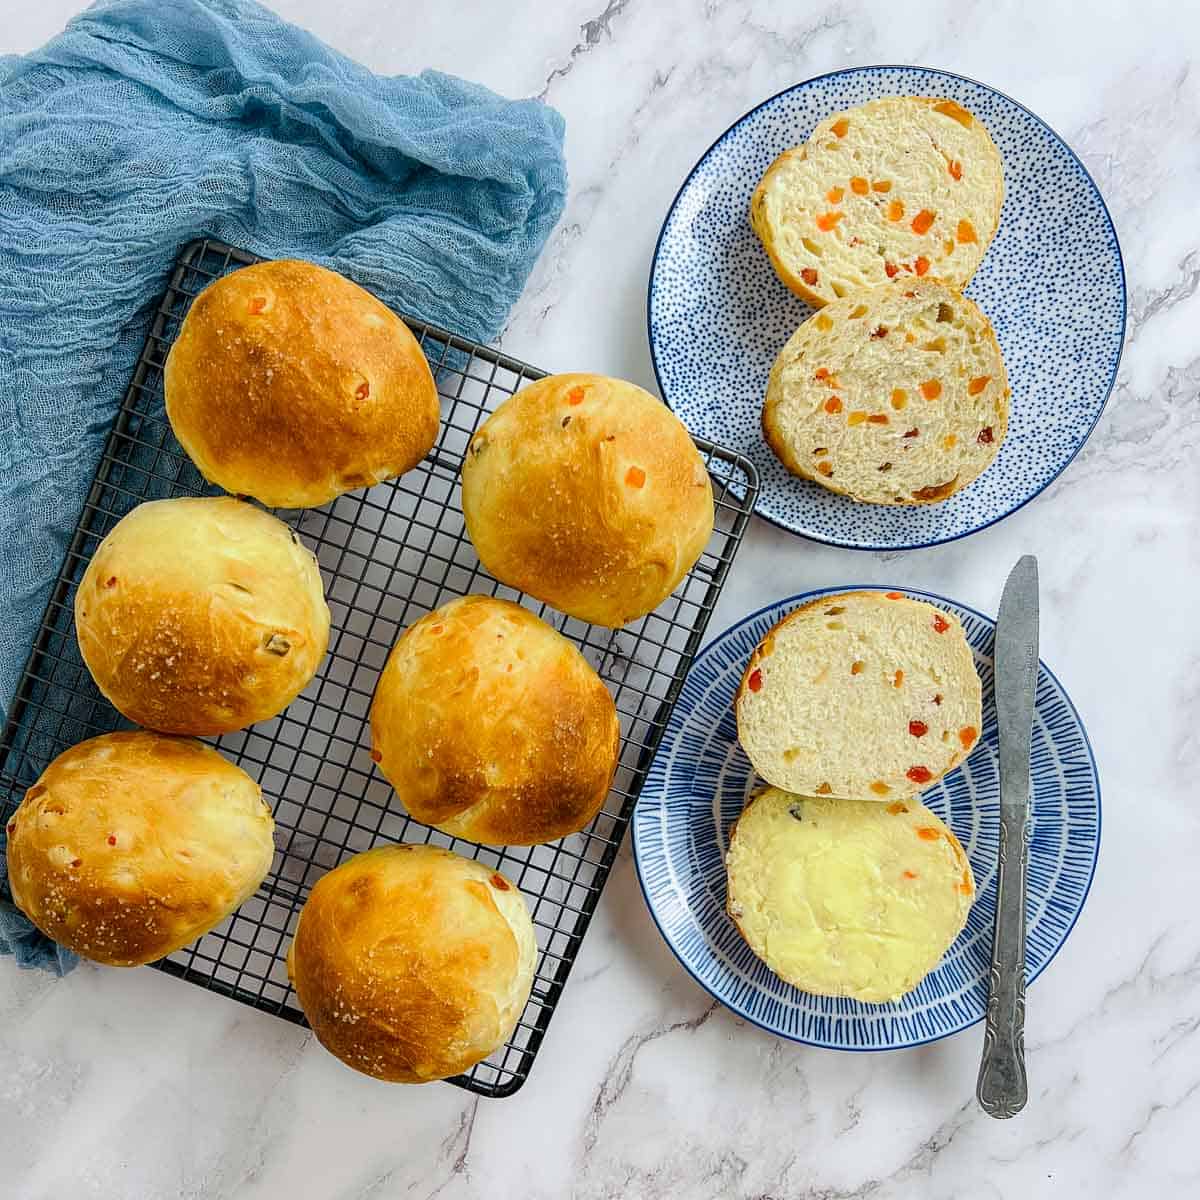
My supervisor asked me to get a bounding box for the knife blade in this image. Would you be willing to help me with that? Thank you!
[977,554,1039,1118]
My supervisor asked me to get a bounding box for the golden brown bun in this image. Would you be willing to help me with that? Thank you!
[286,845,536,1083]
[75,497,329,735]
[5,732,274,967]
[460,374,714,627]
[370,596,619,846]
[164,259,439,508]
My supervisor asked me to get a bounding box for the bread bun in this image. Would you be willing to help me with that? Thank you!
[736,591,981,801]
[763,279,1009,504]
[75,497,329,735]
[460,374,713,627]
[726,787,974,1002]
[286,845,536,1083]
[5,732,274,966]
[164,259,439,507]
[370,596,619,846]
[750,97,1003,305]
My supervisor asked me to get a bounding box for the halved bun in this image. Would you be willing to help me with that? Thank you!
[750,96,1003,305]
[735,591,982,801]
[763,279,1009,504]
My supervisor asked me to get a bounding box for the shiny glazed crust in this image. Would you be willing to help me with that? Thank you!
[5,732,274,966]
[460,374,714,628]
[286,845,536,1083]
[74,497,330,735]
[164,259,440,508]
[370,596,620,846]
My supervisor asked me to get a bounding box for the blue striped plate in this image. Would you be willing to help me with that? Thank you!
[632,586,1100,1051]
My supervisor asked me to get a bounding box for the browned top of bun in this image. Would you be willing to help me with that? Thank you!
[286,845,536,1083]
[74,497,329,736]
[460,374,714,627]
[164,259,439,508]
[5,732,274,967]
[370,596,619,845]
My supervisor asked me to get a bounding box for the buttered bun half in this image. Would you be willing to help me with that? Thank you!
[370,596,619,846]
[164,259,439,508]
[726,788,974,1003]
[5,732,274,967]
[461,374,713,627]
[287,845,536,1083]
[75,497,329,736]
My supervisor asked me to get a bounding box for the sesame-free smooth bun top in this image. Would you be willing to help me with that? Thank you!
[736,591,982,801]
[75,497,330,736]
[164,259,440,508]
[750,97,1003,306]
[286,845,537,1083]
[5,732,275,967]
[726,788,975,1002]
[370,596,620,846]
[460,374,714,627]
[763,279,1009,505]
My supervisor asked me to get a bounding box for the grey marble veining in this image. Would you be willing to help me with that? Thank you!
[2,1,1198,1197]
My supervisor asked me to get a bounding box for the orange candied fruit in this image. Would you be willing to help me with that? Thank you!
[247,296,267,315]
[815,782,833,795]
[816,211,844,232]
[831,117,850,137]
[355,379,370,401]
[824,396,843,414]
[815,314,834,332]
[893,669,905,688]
[801,267,819,286]
[814,367,830,380]
[916,824,941,839]
[891,389,907,410]
[885,591,904,600]
[948,159,963,181]
[850,176,869,195]
[851,660,865,675]
[884,262,899,278]
[490,872,511,891]
[943,238,956,256]
[847,411,868,426]
[625,466,646,488]
[957,219,978,244]
[914,256,930,276]
[920,379,942,400]
[959,726,978,749]
[911,209,935,235]
[816,460,834,476]
[868,414,889,425]
[886,801,909,815]
[369,747,382,763]
[886,200,905,222]
[968,375,991,395]
[429,623,445,635]
[908,767,932,786]
[902,869,919,880]
[870,781,891,796]
[943,434,958,450]
[932,614,950,634]
[909,720,928,738]
[748,668,763,693]
[826,186,844,204]
[567,386,586,405]
[934,100,974,128]
[872,180,892,193]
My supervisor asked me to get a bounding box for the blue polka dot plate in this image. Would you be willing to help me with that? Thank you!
[631,586,1100,1051]
[647,66,1125,549]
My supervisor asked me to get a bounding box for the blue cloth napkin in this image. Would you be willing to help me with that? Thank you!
[0,0,567,973]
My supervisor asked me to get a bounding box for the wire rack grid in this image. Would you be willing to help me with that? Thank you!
[0,238,759,1098]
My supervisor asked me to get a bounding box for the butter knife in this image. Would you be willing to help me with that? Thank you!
[977,554,1039,1119]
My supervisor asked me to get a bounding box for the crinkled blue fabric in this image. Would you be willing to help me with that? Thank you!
[0,0,567,973]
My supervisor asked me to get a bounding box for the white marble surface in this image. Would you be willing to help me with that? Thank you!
[3,1,1197,1197]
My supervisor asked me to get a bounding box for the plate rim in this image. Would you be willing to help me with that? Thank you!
[645,64,1128,552]
[631,583,1103,1052]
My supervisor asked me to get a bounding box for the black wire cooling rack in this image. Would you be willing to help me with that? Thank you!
[0,238,758,1098]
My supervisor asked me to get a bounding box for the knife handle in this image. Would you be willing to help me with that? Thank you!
[977,804,1029,1118]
